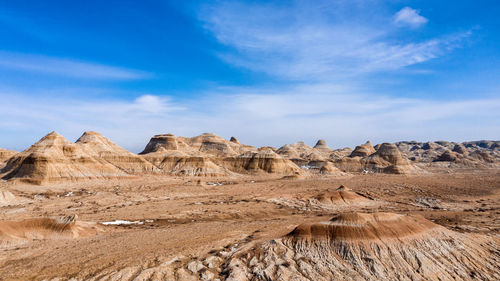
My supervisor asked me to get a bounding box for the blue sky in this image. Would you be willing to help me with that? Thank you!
[1,0,499,152]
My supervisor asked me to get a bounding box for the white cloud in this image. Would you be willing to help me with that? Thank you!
[394,7,428,28]
[0,86,498,152]
[0,51,150,80]
[200,1,466,80]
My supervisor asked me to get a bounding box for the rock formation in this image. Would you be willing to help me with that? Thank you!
[75,131,157,173]
[1,131,499,183]
[364,142,416,174]
[349,141,376,157]
[140,134,181,153]
[140,133,300,176]
[312,139,331,153]
[223,149,301,175]
[0,132,127,184]
[219,212,500,280]
[313,185,371,206]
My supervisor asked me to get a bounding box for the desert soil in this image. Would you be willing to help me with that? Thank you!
[1,169,499,280]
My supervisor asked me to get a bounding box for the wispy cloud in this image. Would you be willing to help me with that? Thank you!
[1,86,498,152]
[394,7,428,28]
[0,51,150,80]
[200,1,469,80]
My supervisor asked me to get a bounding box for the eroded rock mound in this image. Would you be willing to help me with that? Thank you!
[76,131,157,173]
[223,149,301,175]
[364,142,416,174]
[220,212,500,281]
[140,134,180,153]
[0,132,127,184]
[140,133,299,176]
[313,139,331,153]
[350,141,375,157]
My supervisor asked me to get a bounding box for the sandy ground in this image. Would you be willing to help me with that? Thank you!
[0,169,499,280]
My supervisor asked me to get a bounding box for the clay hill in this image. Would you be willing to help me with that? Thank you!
[0,132,128,184]
[215,212,500,280]
[75,131,158,174]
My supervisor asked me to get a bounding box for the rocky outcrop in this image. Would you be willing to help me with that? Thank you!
[140,134,180,153]
[313,186,371,206]
[219,212,500,280]
[364,142,416,174]
[223,149,301,175]
[349,141,375,157]
[312,139,331,153]
[76,131,157,173]
[0,132,128,184]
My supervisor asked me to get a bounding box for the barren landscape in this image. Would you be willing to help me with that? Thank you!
[1,132,499,280]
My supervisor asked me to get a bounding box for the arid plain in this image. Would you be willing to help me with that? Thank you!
[1,132,499,280]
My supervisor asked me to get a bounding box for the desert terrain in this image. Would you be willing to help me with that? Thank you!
[1,132,499,280]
